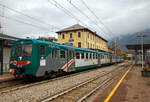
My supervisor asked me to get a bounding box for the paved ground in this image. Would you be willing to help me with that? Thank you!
[90,65,150,102]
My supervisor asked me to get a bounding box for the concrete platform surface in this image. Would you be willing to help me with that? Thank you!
[90,65,150,102]
[0,74,13,81]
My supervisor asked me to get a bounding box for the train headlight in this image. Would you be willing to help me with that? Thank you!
[10,61,13,64]
[10,61,17,65]
[26,61,31,64]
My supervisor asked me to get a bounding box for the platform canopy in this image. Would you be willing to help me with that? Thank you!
[126,44,150,50]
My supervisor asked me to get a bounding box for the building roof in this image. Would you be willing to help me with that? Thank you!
[126,44,150,50]
[56,24,85,33]
[0,33,19,41]
[56,24,107,42]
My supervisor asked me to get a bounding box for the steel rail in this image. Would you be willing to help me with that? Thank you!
[41,63,130,102]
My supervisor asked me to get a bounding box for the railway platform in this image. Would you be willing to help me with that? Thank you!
[90,65,150,102]
[0,74,13,81]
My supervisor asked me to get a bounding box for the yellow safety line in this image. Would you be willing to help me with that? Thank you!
[104,65,133,102]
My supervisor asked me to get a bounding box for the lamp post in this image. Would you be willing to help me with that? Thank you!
[115,39,117,64]
[137,34,147,69]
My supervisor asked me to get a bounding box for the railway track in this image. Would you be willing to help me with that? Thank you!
[0,67,103,94]
[0,65,105,93]
[0,62,130,102]
[0,63,126,94]
[0,79,25,91]
[41,63,132,102]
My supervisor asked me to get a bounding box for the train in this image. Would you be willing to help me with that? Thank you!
[9,39,124,78]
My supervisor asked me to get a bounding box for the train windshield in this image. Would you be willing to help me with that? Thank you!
[12,44,33,57]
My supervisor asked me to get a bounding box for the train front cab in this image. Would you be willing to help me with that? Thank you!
[9,39,37,78]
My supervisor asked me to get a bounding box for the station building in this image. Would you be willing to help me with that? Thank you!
[56,24,108,52]
[0,33,19,75]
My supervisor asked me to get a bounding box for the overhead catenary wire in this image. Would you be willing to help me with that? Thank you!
[79,0,115,39]
[0,14,51,31]
[48,0,95,32]
[0,3,60,30]
[66,0,110,39]
[48,0,107,36]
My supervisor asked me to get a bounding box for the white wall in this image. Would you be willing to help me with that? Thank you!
[3,47,10,73]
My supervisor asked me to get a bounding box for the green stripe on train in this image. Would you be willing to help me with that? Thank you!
[75,64,99,71]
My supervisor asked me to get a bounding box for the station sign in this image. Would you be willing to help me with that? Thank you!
[69,39,74,42]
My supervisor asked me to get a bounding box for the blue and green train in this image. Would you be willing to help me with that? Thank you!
[9,39,124,78]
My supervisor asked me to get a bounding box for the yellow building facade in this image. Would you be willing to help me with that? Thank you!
[56,24,108,52]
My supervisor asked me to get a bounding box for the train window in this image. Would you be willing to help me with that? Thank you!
[40,45,46,56]
[86,53,88,59]
[93,53,95,59]
[60,50,65,58]
[96,54,98,59]
[72,51,75,57]
[81,53,84,59]
[52,50,57,58]
[52,50,54,58]
[22,44,33,56]
[12,45,22,57]
[90,53,92,59]
[55,50,57,58]
[76,52,80,59]
[78,42,81,48]
[69,51,72,58]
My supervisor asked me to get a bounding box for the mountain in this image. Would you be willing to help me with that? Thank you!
[110,28,150,51]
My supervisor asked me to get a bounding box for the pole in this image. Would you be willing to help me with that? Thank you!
[137,34,147,69]
[141,36,144,69]
[115,39,117,64]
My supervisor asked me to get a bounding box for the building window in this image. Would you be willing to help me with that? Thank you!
[78,32,81,38]
[70,43,73,46]
[70,33,72,38]
[62,34,65,39]
[78,42,81,48]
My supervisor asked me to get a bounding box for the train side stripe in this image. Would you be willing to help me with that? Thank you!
[61,57,76,71]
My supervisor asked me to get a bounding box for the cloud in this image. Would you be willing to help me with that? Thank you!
[0,0,150,40]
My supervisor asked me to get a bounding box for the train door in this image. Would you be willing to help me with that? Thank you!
[49,48,68,72]
[58,49,75,72]
[98,54,101,65]
[0,44,3,75]
[50,48,60,71]
[39,44,47,68]
[67,50,75,70]
[110,55,112,64]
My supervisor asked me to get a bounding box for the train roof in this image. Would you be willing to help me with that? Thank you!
[14,39,114,55]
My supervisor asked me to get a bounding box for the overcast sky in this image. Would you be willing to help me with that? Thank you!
[0,0,150,40]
